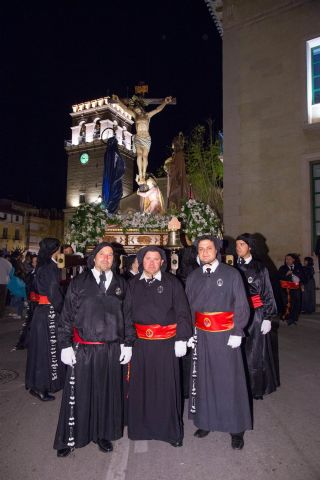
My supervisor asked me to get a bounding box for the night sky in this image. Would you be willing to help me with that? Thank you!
[1,1,222,209]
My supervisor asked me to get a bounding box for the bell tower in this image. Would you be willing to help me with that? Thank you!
[64,96,135,225]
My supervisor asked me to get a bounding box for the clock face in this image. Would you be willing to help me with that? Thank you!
[80,152,89,165]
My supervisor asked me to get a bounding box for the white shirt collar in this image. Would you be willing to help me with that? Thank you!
[244,255,252,264]
[202,259,219,273]
[91,267,113,285]
[140,270,162,281]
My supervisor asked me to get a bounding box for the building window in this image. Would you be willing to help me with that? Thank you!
[307,37,320,124]
[312,46,320,105]
[15,215,19,222]
[0,212,7,220]
[311,163,320,248]
[14,229,20,240]
[79,193,86,204]
[3,228,8,239]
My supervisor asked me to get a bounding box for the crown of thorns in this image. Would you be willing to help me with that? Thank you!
[128,95,147,110]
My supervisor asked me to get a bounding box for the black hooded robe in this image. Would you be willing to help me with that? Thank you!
[125,271,192,444]
[237,259,280,397]
[54,270,135,450]
[301,266,316,314]
[278,264,304,324]
[25,260,65,394]
[186,263,252,434]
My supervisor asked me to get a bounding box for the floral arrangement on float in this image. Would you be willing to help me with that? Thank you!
[65,203,108,253]
[66,199,222,252]
[179,199,222,241]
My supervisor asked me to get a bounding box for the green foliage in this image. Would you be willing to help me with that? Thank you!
[185,123,223,231]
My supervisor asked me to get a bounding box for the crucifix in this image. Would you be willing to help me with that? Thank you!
[111,84,176,190]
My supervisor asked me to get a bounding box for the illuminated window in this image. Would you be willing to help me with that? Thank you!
[307,38,320,124]
[312,46,320,105]
[311,163,320,248]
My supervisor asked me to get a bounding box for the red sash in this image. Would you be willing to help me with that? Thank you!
[73,327,105,345]
[134,323,177,340]
[29,291,39,302]
[195,311,234,332]
[280,280,300,290]
[38,295,51,305]
[249,294,264,309]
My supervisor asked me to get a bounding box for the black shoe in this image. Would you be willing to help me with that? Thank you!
[29,389,55,401]
[253,395,263,400]
[57,448,72,458]
[169,440,183,447]
[231,434,244,450]
[194,429,210,438]
[97,439,113,452]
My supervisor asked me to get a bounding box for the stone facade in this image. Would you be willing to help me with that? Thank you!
[223,0,320,265]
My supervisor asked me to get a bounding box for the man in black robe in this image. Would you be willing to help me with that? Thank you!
[278,253,304,325]
[236,234,280,400]
[125,246,192,447]
[54,242,135,457]
[25,239,65,401]
[186,235,252,450]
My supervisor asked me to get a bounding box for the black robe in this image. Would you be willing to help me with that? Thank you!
[125,272,192,444]
[301,266,316,314]
[237,259,280,397]
[54,270,135,450]
[278,264,303,324]
[186,263,252,434]
[25,260,65,393]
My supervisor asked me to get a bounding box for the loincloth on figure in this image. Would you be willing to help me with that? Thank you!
[133,134,151,154]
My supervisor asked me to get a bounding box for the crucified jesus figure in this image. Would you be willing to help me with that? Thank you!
[112,94,173,185]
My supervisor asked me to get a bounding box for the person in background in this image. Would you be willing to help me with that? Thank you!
[122,255,139,280]
[15,254,38,349]
[7,252,27,319]
[0,251,12,317]
[278,253,304,325]
[25,238,65,401]
[22,251,33,275]
[236,233,279,400]
[301,257,316,314]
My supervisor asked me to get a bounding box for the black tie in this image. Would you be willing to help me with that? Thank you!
[206,267,211,275]
[99,272,106,293]
[146,276,155,286]
[238,258,245,266]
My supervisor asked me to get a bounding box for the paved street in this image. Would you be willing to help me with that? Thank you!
[1,311,320,480]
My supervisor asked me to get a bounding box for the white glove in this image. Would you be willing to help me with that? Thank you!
[187,337,196,349]
[61,347,76,366]
[261,319,272,335]
[174,340,187,357]
[119,344,132,365]
[227,335,242,349]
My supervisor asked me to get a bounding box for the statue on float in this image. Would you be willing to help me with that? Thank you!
[137,175,165,215]
[111,94,173,189]
[164,132,188,210]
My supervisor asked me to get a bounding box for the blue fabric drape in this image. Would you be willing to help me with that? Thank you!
[102,137,125,213]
